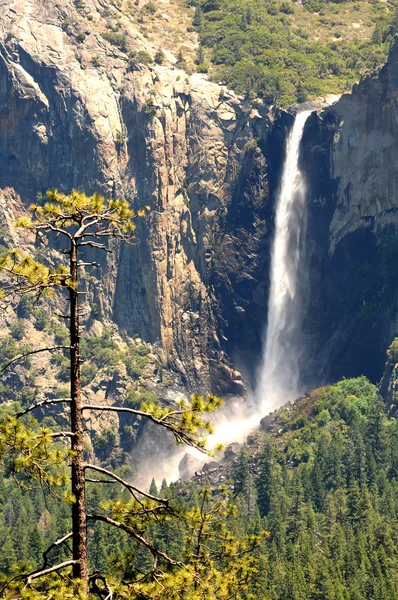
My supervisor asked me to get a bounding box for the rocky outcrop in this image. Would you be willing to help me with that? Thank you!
[379,338,398,412]
[379,359,398,412]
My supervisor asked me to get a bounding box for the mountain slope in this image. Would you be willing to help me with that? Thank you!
[2,375,398,600]
[173,377,398,599]
[192,0,396,103]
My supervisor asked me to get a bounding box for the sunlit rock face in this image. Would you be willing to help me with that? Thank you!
[0,0,272,395]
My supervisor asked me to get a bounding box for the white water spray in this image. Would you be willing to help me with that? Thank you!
[257,110,311,412]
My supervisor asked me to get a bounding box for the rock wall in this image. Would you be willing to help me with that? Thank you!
[379,358,398,412]
[300,45,398,386]
[0,0,271,395]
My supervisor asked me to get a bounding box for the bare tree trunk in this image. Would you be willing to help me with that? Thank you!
[69,241,88,594]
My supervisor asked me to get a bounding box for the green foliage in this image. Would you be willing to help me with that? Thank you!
[0,253,67,304]
[1,573,85,599]
[61,17,74,32]
[122,344,150,378]
[0,391,229,594]
[3,374,397,599]
[75,31,86,43]
[313,376,378,426]
[0,191,145,308]
[90,302,100,318]
[17,294,35,318]
[280,1,294,14]
[0,337,31,372]
[139,393,224,450]
[243,138,259,152]
[50,329,154,388]
[10,319,27,341]
[128,49,153,68]
[143,0,157,14]
[125,386,157,409]
[387,338,398,363]
[114,130,126,150]
[154,48,166,64]
[0,416,70,490]
[0,188,230,598]
[81,330,120,370]
[53,353,69,382]
[33,309,47,331]
[132,488,266,599]
[196,62,209,73]
[102,31,128,52]
[223,377,398,598]
[92,427,117,461]
[80,363,97,386]
[176,49,186,68]
[142,98,157,118]
[48,323,69,346]
[191,0,395,104]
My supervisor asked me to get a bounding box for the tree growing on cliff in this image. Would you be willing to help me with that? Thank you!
[0,189,223,598]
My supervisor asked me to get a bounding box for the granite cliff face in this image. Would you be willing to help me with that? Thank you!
[299,46,398,387]
[0,0,397,399]
[0,0,272,395]
[379,357,398,412]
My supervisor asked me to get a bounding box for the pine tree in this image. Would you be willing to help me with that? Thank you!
[149,478,158,496]
[154,48,165,65]
[0,535,17,574]
[0,189,224,597]
[256,442,274,517]
[311,459,325,511]
[29,526,44,566]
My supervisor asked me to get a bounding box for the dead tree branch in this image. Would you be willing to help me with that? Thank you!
[0,346,71,374]
[84,464,169,504]
[26,560,78,585]
[15,398,71,418]
[89,572,113,600]
[81,405,210,451]
[42,532,73,568]
[87,514,181,566]
[0,559,77,595]
[47,431,75,439]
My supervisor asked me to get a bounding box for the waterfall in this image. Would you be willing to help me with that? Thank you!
[139,110,313,485]
[257,110,311,413]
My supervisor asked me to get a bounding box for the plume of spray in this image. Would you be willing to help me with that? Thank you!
[133,111,312,487]
[132,398,263,488]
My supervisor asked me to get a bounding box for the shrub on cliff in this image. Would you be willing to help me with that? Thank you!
[387,338,398,363]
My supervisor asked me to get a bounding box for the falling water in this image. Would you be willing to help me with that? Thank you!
[257,110,311,413]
